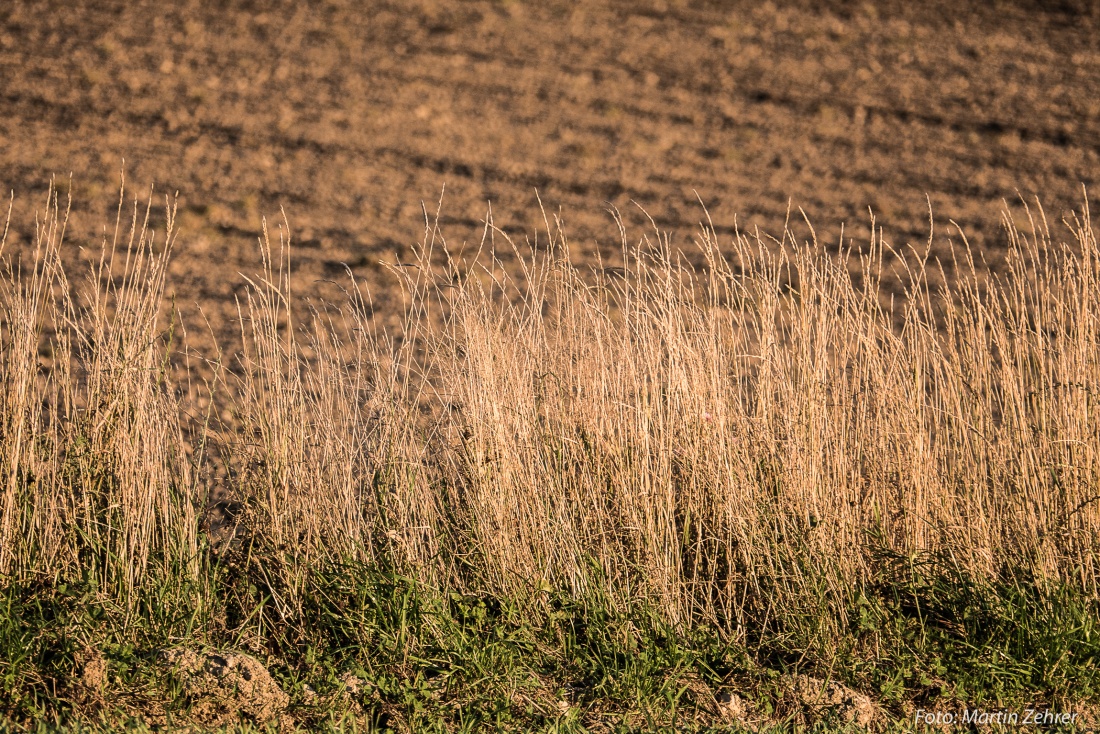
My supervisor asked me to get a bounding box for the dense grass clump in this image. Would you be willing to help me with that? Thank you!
[0,185,1097,729]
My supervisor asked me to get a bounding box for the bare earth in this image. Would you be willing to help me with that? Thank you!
[2,0,1099,335]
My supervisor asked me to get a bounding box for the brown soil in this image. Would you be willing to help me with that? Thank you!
[159,648,292,729]
[788,674,880,729]
[2,0,1099,336]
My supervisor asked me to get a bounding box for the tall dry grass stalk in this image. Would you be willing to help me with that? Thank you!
[229,217,445,599]
[2,187,1098,633]
[0,184,197,602]
[426,201,1100,632]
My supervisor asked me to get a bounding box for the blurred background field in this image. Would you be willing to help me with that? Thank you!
[2,0,1100,336]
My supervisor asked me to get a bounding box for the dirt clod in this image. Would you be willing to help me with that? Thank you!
[789,674,880,728]
[341,673,362,695]
[75,648,108,699]
[159,648,291,728]
[716,689,756,727]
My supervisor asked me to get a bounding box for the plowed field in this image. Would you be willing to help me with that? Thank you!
[2,0,1099,332]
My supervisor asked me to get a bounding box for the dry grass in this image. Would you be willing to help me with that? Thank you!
[417,200,1100,636]
[1,184,1098,642]
[0,184,197,603]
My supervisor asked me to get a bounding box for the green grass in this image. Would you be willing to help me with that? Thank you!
[859,546,1100,706]
[0,542,1096,732]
